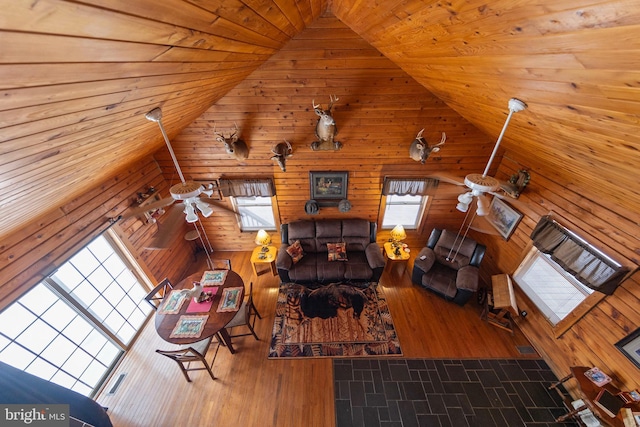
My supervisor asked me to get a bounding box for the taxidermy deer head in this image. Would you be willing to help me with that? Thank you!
[271,140,293,172]
[215,123,249,161]
[409,129,446,164]
[311,95,341,151]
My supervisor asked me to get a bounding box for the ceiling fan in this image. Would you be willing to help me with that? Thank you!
[125,107,235,249]
[432,98,527,215]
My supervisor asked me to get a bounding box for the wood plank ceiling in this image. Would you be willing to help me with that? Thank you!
[1,0,639,244]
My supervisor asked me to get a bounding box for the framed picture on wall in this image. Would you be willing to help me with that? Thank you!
[615,327,640,369]
[486,197,523,241]
[309,171,348,205]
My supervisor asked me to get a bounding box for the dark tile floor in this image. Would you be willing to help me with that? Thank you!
[333,358,579,427]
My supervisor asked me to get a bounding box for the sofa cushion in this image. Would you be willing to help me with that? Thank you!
[341,219,371,251]
[344,251,373,281]
[316,220,342,252]
[422,263,458,299]
[287,255,317,282]
[288,220,317,253]
[286,240,305,264]
[327,242,347,261]
[316,258,346,282]
[433,230,477,270]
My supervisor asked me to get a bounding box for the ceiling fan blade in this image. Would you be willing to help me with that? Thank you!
[123,196,175,219]
[426,172,466,186]
[469,215,502,236]
[199,199,238,215]
[488,191,529,212]
[145,203,186,249]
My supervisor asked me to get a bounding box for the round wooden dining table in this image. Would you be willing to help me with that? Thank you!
[154,270,245,353]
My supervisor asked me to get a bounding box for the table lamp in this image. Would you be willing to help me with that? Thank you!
[390,224,406,247]
[255,229,271,253]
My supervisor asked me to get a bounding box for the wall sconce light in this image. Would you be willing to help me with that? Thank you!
[255,229,271,253]
[390,225,407,247]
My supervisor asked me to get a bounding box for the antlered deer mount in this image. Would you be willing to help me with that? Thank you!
[271,140,293,172]
[215,124,249,161]
[311,95,341,151]
[409,129,446,164]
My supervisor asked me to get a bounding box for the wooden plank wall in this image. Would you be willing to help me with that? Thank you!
[0,157,190,312]
[472,152,640,393]
[166,14,498,252]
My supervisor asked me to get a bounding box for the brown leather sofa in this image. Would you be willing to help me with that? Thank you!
[276,219,386,283]
[411,228,486,306]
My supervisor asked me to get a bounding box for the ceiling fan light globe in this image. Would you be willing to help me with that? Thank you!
[195,200,213,217]
[456,202,469,212]
[476,195,490,216]
[184,204,199,223]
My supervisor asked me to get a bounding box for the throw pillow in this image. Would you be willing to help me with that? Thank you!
[286,240,304,264]
[327,242,348,261]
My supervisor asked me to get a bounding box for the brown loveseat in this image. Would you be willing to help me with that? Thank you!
[411,228,486,306]
[276,219,386,283]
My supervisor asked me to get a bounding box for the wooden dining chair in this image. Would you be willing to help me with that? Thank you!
[225,281,262,341]
[144,278,173,310]
[211,259,232,270]
[155,336,221,383]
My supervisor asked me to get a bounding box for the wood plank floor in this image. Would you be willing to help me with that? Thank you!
[96,251,537,427]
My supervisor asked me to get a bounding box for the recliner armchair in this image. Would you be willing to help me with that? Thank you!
[411,228,486,306]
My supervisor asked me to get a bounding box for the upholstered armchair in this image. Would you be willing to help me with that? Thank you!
[411,229,486,306]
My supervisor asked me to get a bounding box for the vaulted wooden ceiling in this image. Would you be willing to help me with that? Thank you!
[1,0,638,242]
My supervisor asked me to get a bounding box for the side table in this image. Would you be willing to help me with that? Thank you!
[549,366,640,426]
[251,245,277,277]
[480,274,518,335]
[383,242,410,277]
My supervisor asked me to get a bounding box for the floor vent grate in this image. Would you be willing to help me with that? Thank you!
[107,373,126,395]
[517,345,536,354]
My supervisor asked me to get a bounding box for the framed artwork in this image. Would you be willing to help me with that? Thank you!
[487,197,523,241]
[309,171,348,204]
[615,327,640,369]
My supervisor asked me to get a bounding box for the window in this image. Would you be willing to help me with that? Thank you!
[234,196,276,231]
[381,194,427,230]
[0,233,153,397]
[514,246,594,326]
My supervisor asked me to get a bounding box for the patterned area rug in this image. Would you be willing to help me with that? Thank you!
[268,282,402,358]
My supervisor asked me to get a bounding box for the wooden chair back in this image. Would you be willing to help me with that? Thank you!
[155,337,218,382]
[144,278,173,310]
[226,282,262,341]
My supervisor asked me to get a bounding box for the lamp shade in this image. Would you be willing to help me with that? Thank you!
[390,224,407,242]
[255,229,271,246]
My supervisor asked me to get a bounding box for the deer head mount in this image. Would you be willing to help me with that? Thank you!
[311,95,341,151]
[409,129,446,164]
[214,123,249,161]
[271,140,293,172]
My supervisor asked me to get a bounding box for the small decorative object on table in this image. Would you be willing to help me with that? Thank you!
[189,281,203,302]
[584,367,612,387]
